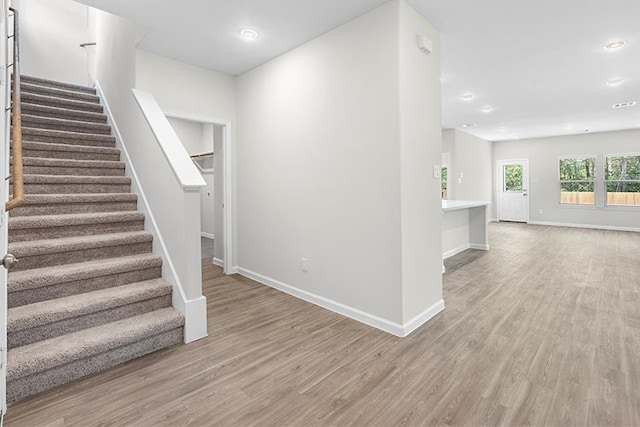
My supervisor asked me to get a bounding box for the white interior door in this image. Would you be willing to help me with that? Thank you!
[498,159,529,222]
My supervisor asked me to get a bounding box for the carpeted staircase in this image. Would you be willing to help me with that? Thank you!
[6,75,184,403]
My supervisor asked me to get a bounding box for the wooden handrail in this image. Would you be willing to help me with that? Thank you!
[6,7,23,211]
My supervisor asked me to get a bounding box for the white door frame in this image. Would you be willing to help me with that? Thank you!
[164,111,235,275]
[497,158,530,223]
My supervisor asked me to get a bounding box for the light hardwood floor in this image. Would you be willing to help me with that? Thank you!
[6,223,640,426]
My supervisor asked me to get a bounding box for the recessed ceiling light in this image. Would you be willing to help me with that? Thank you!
[606,78,624,87]
[462,123,477,128]
[480,105,493,113]
[612,101,637,109]
[239,28,259,41]
[461,93,474,101]
[497,126,508,132]
[603,40,625,50]
[576,129,590,133]
[512,134,522,139]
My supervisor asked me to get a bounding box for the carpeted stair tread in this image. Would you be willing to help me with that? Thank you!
[21,82,100,104]
[22,114,112,135]
[7,307,184,381]
[20,74,96,95]
[19,157,125,170]
[21,92,103,113]
[21,127,115,147]
[22,141,120,161]
[8,278,172,333]
[19,175,131,194]
[8,193,138,217]
[22,102,107,124]
[8,253,162,293]
[18,156,125,177]
[22,174,130,185]
[8,211,145,242]
[8,230,152,258]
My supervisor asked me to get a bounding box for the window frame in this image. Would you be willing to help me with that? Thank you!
[558,155,597,206]
[604,152,640,207]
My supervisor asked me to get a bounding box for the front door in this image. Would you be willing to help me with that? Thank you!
[498,159,529,222]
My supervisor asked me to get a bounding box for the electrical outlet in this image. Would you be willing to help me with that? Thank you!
[301,258,309,272]
[538,209,544,214]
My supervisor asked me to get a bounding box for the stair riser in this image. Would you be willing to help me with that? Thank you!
[9,201,138,217]
[21,93,103,113]
[21,165,126,177]
[22,104,107,124]
[9,220,145,243]
[9,295,172,348]
[21,84,100,104]
[20,182,131,194]
[7,328,182,403]
[18,76,97,95]
[20,131,115,148]
[9,265,162,308]
[22,119,112,136]
[22,147,120,162]
[11,241,152,272]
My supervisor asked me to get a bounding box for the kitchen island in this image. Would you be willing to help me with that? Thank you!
[442,200,491,272]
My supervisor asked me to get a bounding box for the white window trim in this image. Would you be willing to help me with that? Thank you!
[558,154,598,206]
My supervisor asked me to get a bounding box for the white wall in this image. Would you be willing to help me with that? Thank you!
[493,129,640,230]
[167,117,203,155]
[441,129,493,203]
[397,0,443,324]
[236,0,442,332]
[13,0,92,85]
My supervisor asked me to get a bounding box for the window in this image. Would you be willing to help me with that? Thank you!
[605,155,640,206]
[559,157,596,205]
[441,166,448,199]
[503,164,523,192]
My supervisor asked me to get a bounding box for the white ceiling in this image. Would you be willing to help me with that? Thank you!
[76,0,640,142]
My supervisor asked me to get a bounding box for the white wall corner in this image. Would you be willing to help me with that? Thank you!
[401,299,445,337]
[181,295,208,343]
[237,267,444,337]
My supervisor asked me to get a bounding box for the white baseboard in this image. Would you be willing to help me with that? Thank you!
[237,267,443,337]
[212,257,224,267]
[402,300,446,337]
[443,243,470,259]
[201,232,215,240]
[528,220,640,233]
[470,243,490,251]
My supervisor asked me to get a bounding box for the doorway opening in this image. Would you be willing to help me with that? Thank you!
[165,111,233,274]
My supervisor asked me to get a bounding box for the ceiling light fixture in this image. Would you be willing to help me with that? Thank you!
[480,105,493,113]
[576,129,590,133]
[462,123,477,128]
[606,78,624,87]
[612,101,637,109]
[603,40,625,50]
[461,93,474,101]
[512,134,522,139]
[239,28,259,41]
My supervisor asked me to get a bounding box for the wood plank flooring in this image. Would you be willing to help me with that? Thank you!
[5,222,640,426]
